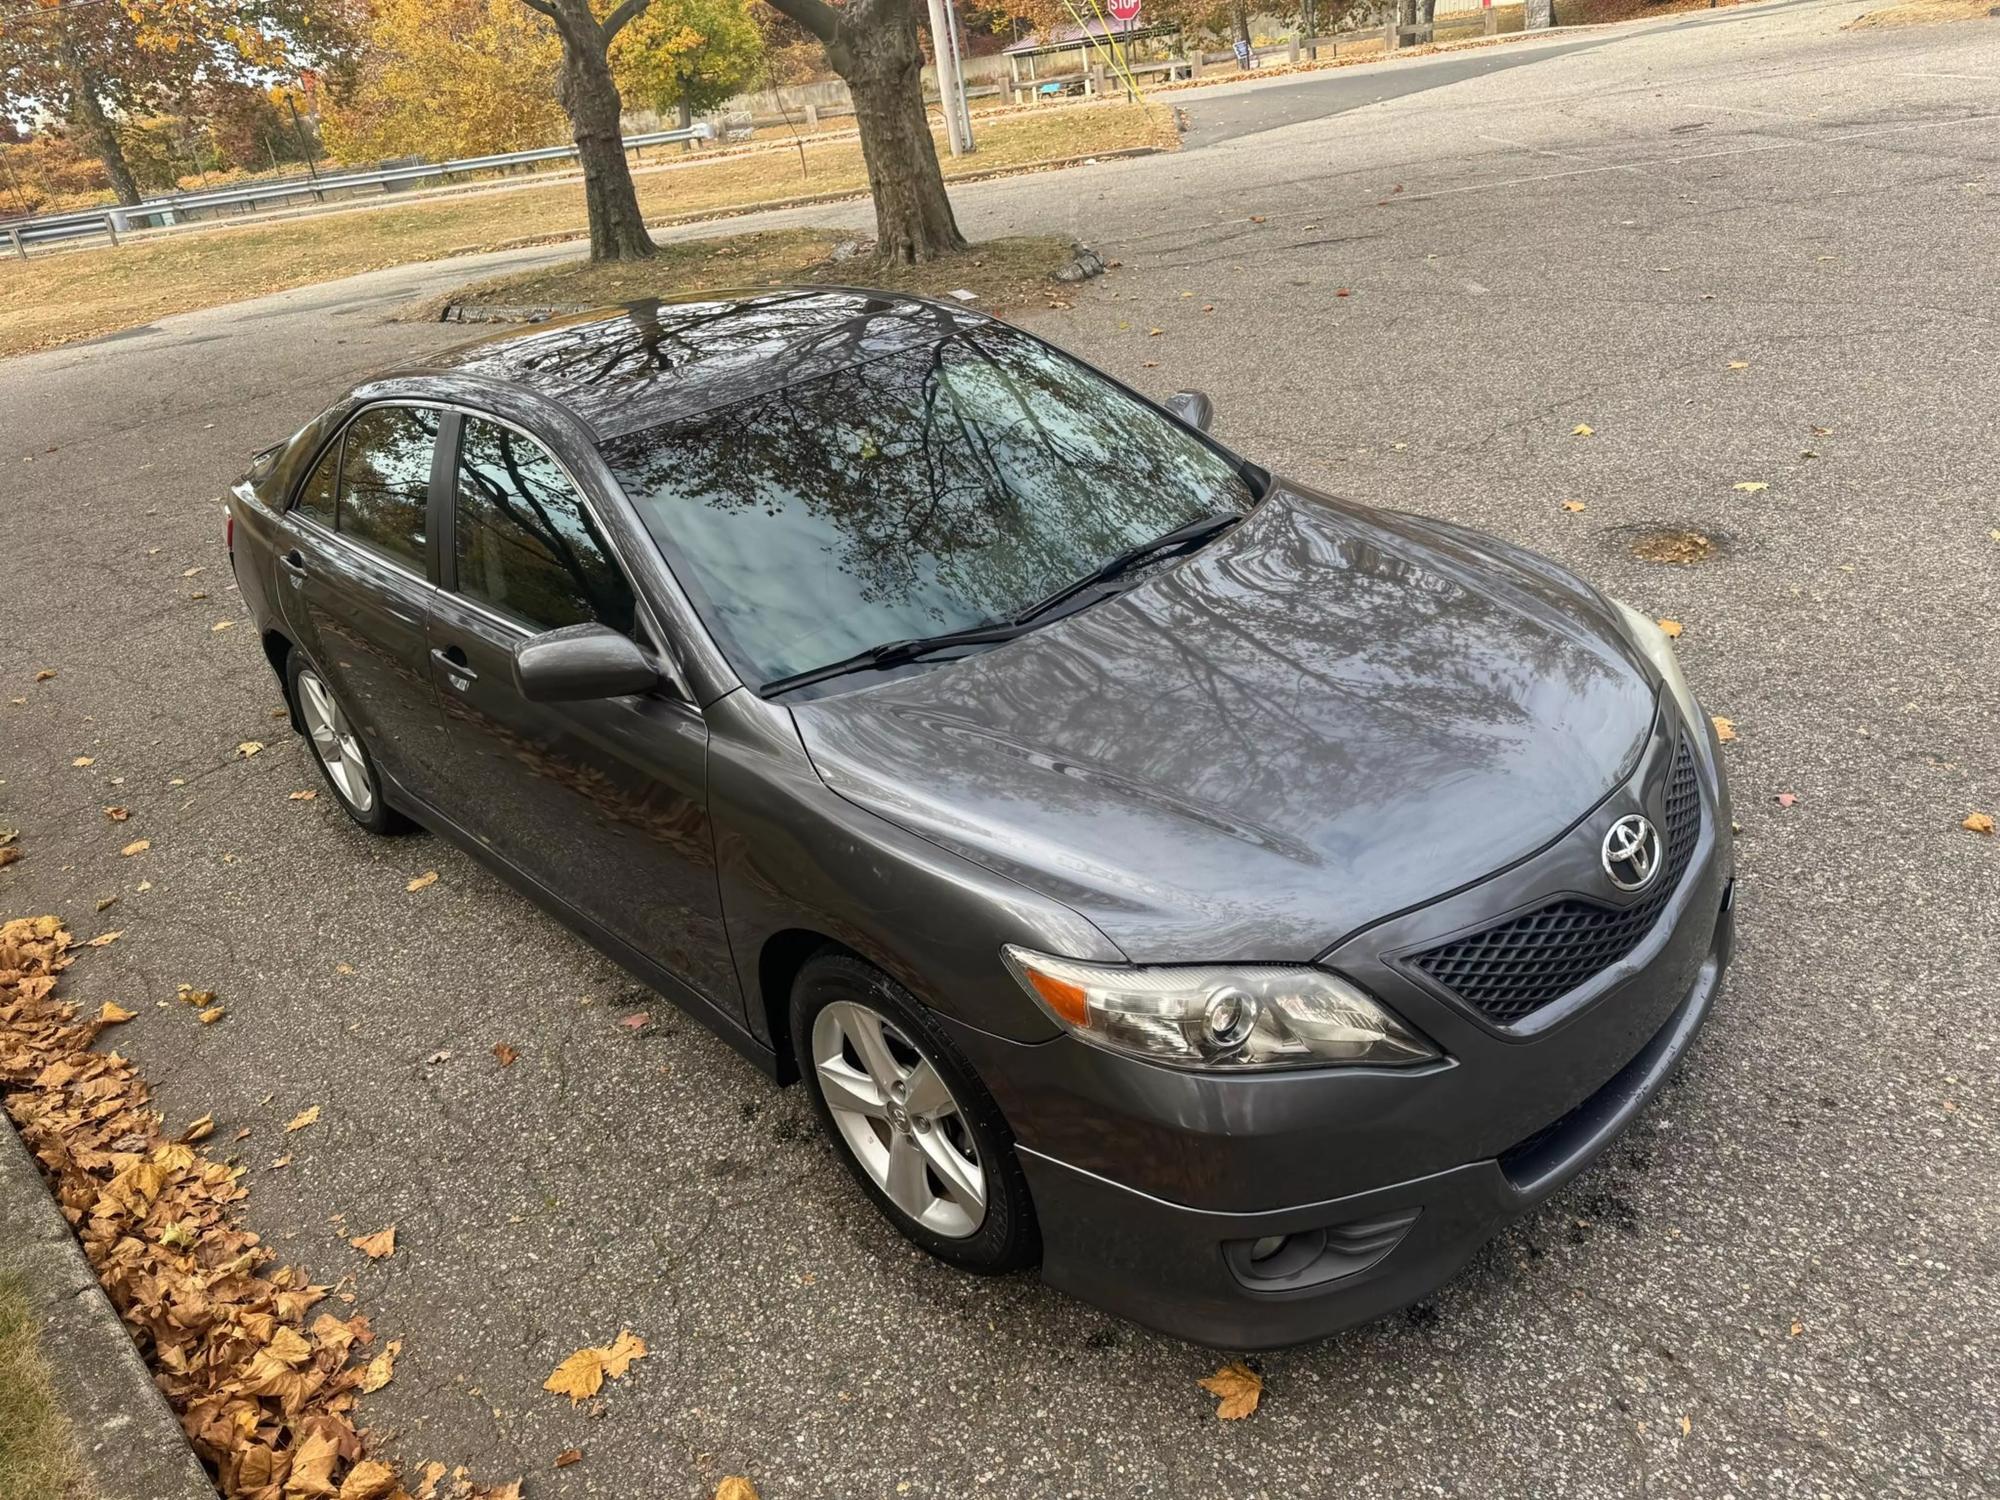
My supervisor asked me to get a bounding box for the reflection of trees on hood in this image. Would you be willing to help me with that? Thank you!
[598,315,1251,678]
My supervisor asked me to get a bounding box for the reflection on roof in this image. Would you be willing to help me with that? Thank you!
[416,288,983,440]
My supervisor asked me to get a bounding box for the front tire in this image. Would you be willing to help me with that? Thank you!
[286,650,410,836]
[793,952,1039,1274]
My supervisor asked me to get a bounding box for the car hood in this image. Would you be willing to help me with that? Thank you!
[790,486,1659,963]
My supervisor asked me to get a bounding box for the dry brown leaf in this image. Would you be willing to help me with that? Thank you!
[1790,1320,1804,1337]
[97,1001,137,1025]
[349,1226,397,1259]
[1679,1414,1692,1436]
[290,790,318,801]
[1726,360,1749,370]
[1561,500,1586,513]
[34,668,56,681]
[618,1012,650,1030]
[1656,618,1684,638]
[120,838,150,856]
[1732,481,1768,493]
[237,740,265,758]
[1571,423,1594,437]
[1711,715,1737,743]
[72,755,95,767]
[405,870,439,893]
[288,1427,341,1497]
[105,805,130,821]
[554,1449,583,1470]
[338,1460,400,1500]
[359,1339,400,1394]
[210,619,235,632]
[87,930,123,947]
[285,1105,321,1132]
[199,1005,226,1024]
[493,1043,520,1068]
[269,1152,294,1169]
[181,1114,215,1143]
[1964,812,1995,835]
[713,1480,759,1500]
[1199,1360,1262,1419]
[543,1330,649,1404]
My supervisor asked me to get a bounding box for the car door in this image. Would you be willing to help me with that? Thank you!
[278,403,454,803]
[423,412,735,1009]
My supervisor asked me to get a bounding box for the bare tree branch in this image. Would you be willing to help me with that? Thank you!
[601,0,656,40]
[517,0,559,18]
[760,0,841,45]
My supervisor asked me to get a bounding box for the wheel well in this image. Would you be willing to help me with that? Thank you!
[757,928,853,1084]
[263,629,303,732]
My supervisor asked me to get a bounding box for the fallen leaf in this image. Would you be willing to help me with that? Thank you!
[1561,500,1586,513]
[493,1043,520,1068]
[338,1459,399,1500]
[713,1480,758,1500]
[1657,619,1684,638]
[1248,214,1266,223]
[618,1012,650,1031]
[406,870,439,893]
[1963,812,1995,835]
[210,620,235,632]
[1711,715,1737,742]
[1732,481,1768,493]
[555,1450,583,1470]
[199,1005,226,1024]
[544,1330,648,1404]
[1790,1320,1804,1337]
[181,1114,215,1143]
[97,1001,137,1025]
[1147,328,1163,337]
[34,669,56,682]
[86,930,123,947]
[1334,287,1350,297]
[120,839,151,856]
[1571,423,1594,437]
[1726,360,1749,370]
[349,1225,397,1259]
[105,805,130,821]
[1774,792,1798,808]
[0,847,17,869]
[285,1105,321,1132]
[95,895,117,912]
[289,1428,340,1497]
[289,790,317,802]
[269,1152,294,1169]
[237,741,264,758]
[1679,1415,1692,1436]
[359,1339,401,1393]
[1199,1360,1262,1419]
[72,755,95,767]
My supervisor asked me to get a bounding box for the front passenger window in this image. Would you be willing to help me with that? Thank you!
[337,406,437,570]
[453,417,636,635]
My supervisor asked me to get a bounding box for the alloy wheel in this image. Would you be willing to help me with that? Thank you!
[811,999,987,1238]
[296,668,376,815]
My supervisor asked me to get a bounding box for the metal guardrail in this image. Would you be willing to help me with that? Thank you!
[2,123,715,258]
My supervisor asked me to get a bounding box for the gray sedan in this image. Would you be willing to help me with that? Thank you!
[224,288,1734,1348]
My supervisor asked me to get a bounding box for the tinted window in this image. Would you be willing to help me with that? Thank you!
[295,439,340,525]
[454,418,635,635]
[337,406,437,570]
[602,325,1253,685]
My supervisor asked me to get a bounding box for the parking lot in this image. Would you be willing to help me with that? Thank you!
[2,2,1996,1495]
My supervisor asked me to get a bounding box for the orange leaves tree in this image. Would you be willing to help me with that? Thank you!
[0,0,355,207]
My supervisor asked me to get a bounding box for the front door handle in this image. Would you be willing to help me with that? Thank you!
[430,645,478,689]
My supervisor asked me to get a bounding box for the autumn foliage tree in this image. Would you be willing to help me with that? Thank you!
[612,0,762,136]
[0,0,353,206]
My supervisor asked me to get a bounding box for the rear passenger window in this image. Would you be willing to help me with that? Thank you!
[295,439,340,525]
[337,406,437,570]
[453,417,635,635]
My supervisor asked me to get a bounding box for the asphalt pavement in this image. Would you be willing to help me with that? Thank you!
[2,1,1996,1496]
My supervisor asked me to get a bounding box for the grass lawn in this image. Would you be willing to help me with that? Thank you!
[0,103,1175,361]
[0,1277,84,1500]
[418,228,1086,321]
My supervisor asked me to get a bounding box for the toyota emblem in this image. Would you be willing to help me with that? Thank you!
[1601,814,1662,892]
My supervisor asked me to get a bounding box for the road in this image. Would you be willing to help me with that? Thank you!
[3,2,1997,1496]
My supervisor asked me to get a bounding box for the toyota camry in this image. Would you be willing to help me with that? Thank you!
[225,288,1735,1347]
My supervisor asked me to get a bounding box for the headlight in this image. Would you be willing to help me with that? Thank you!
[1001,948,1438,1070]
[1612,599,1702,732]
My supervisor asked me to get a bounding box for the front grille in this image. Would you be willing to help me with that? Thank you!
[1406,740,1702,1026]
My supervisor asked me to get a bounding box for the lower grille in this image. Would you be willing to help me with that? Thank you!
[1406,740,1702,1026]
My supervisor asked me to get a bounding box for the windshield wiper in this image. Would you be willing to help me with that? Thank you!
[1012,512,1242,626]
[759,619,1032,696]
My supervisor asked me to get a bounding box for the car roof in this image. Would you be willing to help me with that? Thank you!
[396,286,991,442]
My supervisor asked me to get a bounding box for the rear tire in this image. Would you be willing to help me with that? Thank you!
[793,952,1039,1274]
[285,650,411,836]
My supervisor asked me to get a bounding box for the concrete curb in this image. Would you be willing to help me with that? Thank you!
[0,1114,216,1500]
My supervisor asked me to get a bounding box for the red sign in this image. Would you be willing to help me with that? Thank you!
[1108,0,1142,21]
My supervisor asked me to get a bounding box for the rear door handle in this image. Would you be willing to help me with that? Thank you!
[430,645,478,689]
[280,549,307,583]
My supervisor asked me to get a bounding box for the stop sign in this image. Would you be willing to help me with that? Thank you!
[1108,0,1141,20]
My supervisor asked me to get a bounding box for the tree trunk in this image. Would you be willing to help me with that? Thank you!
[549,6,655,260]
[678,96,694,153]
[56,27,140,205]
[827,4,964,263]
[1234,0,1252,47]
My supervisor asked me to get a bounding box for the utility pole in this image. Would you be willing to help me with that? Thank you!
[925,0,966,157]
[944,0,975,153]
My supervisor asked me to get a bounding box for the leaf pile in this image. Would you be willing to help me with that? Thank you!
[0,915,516,1500]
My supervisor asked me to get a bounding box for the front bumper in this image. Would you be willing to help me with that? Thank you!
[1013,899,1729,1347]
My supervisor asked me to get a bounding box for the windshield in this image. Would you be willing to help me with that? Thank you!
[600,324,1254,686]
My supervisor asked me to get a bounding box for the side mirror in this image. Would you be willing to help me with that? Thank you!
[1164,389,1215,433]
[513,624,659,702]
